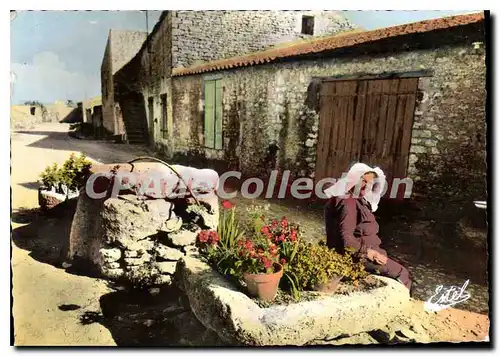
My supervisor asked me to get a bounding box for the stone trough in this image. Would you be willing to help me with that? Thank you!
[67,161,219,286]
[175,257,411,346]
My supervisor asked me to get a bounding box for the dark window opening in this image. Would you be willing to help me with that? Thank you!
[30,106,36,116]
[301,15,315,35]
[148,97,154,127]
[160,93,167,139]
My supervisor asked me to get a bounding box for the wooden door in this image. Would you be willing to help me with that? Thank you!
[315,77,418,185]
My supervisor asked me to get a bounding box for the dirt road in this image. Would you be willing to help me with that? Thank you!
[11,123,149,346]
[11,123,490,345]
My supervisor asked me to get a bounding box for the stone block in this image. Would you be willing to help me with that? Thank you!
[410,145,426,154]
[160,215,183,233]
[156,261,178,274]
[155,244,185,261]
[154,274,173,285]
[167,229,199,247]
[101,196,165,248]
[142,199,174,219]
[412,130,432,138]
[103,261,121,269]
[101,266,125,279]
[175,257,410,346]
[124,252,152,267]
[99,247,122,263]
[423,139,437,147]
[124,250,139,258]
[68,191,105,264]
[305,138,315,147]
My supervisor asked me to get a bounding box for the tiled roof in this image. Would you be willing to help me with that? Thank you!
[172,12,484,77]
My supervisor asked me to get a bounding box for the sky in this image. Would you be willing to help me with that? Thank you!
[10,10,478,105]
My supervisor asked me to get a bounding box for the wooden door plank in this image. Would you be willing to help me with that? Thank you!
[398,78,419,178]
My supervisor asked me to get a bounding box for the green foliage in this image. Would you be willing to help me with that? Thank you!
[59,153,92,191]
[39,153,92,193]
[288,242,368,290]
[235,237,279,275]
[217,201,244,250]
[40,163,61,189]
[196,203,368,302]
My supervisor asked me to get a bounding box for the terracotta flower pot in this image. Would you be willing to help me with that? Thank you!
[243,263,283,301]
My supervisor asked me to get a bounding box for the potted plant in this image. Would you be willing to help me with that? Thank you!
[38,153,92,210]
[288,242,368,295]
[254,216,301,299]
[236,236,283,301]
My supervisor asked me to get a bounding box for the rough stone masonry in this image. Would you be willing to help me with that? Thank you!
[68,162,219,287]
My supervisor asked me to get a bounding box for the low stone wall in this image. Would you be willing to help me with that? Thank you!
[175,256,411,346]
[98,193,217,285]
[67,162,219,287]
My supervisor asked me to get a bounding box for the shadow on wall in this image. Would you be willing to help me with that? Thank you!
[414,140,487,216]
[59,107,83,124]
[116,91,150,145]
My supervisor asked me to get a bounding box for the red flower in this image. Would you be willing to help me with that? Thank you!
[210,232,220,245]
[281,217,288,229]
[198,231,209,243]
[261,256,272,269]
[271,220,278,228]
[289,229,297,242]
[221,200,233,209]
[244,240,254,251]
[280,258,287,265]
[278,234,285,242]
[261,226,270,235]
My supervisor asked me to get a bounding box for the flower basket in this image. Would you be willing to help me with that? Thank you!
[243,263,283,301]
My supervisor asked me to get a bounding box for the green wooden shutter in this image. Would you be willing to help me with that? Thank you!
[204,81,215,148]
[214,80,223,150]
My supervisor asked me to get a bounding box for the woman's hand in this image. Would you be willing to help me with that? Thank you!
[367,248,388,265]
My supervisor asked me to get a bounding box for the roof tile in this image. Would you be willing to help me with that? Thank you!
[172,12,484,77]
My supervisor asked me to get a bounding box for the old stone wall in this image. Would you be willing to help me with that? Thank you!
[169,23,486,203]
[138,12,173,148]
[101,37,117,134]
[101,30,148,136]
[112,10,354,145]
[68,162,220,287]
[171,10,355,68]
[110,30,148,75]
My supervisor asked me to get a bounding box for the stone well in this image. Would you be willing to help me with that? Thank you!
[175,257,411,346]
[67,161,219,286]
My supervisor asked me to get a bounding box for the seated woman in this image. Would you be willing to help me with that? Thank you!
[323,163,412,291]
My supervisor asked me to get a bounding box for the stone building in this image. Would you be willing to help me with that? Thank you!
[106,10,356,144]
[82,96,104,138]
[101,29,148,137]
[168,12,487,205]
[103,11,487,207]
